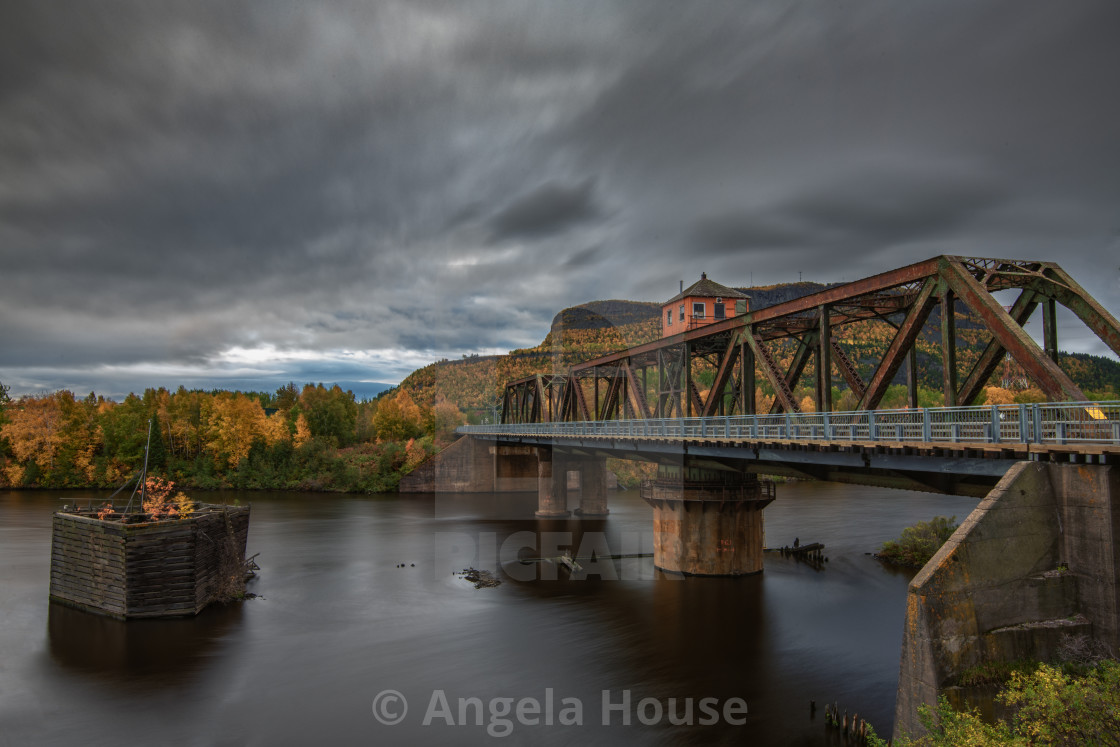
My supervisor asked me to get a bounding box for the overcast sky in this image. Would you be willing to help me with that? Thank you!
[2,1,1119,399]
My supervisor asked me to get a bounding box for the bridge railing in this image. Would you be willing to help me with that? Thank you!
[459,401,1120,446]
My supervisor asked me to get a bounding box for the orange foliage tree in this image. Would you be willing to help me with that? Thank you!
[373,389,426,442]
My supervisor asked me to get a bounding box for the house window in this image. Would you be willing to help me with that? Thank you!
[693,302,705,319]
[666,309,673,326]
[679,304,685,323]
[714,302,725,319]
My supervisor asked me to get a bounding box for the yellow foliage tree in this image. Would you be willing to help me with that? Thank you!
[206,393,269,467]
[262,410,291,447]
[374,389,425,442]
[984,386,1016,405]
[293,413,312,448]
[1,395,64,474]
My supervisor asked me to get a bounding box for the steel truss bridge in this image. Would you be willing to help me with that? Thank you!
[456,256,1120,496]
[496,256,1120,424]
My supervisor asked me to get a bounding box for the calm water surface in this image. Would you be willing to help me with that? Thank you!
[0,483,979,746]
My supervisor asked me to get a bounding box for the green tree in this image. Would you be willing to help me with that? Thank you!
[98,393,153,470]
[274,382,300,411]
[298,384,358,447]
[878,516,958,568]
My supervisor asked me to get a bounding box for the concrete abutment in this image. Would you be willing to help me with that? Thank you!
[893,462,1120,740]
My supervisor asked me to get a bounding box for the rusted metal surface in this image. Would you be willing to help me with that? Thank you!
[940,258,1086,402]
[956,288,1040,407]
[501,255,1120,424]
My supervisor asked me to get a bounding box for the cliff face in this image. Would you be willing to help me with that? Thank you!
[550,300,661,331]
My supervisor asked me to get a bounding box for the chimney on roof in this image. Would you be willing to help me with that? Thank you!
[679,280,683,293]
[701,272,707,280]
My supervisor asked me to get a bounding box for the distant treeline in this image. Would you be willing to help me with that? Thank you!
[0,382,464,493]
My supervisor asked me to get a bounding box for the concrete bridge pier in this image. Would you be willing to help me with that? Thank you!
[574,458,610,517]
[535,446,571,518]
[641,461,775,576]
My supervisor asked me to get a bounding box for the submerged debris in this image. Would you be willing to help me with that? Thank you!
[456,567,501,589]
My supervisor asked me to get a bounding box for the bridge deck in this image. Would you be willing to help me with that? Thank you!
[466,430,1120,461]
[460,402,1120,496]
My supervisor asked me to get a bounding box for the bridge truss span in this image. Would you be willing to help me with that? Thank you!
[499,256,1120,424]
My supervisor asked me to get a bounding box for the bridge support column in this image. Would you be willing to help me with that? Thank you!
[574,458,609,517]
[641,462,775,576]
[535,446,570,518]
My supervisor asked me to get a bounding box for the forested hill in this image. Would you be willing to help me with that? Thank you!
[398,282,1120,420]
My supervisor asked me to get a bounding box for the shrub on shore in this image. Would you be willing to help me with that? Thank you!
[884,658,1120,746]
[876,516,958,568]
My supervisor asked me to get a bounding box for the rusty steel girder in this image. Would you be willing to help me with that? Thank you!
[500,256,1120,424]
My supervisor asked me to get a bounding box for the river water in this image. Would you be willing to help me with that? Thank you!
[0,483,979,746]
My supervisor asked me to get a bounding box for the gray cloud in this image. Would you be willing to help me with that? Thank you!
[1,0,1118,397]
[692,165,1004,256]
[488,178,602,241]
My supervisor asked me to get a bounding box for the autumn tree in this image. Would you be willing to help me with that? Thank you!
[293,413,312,448]
[52,391,104,486]
[373,389,425,442]
[432,397,466,447]
[206,392,272,467]
[2,394,65,484]
[156,387,206,460]
[984,386,1016,405]
[0,381,11,472]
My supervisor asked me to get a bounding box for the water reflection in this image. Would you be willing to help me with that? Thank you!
[48,601,243,685]
[1,484,980,746]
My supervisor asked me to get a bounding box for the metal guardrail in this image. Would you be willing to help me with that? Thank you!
[459,401,1120,446]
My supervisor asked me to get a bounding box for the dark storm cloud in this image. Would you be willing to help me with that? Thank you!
[1,0,1118,397]
[487,178,602,241]
[692,167,1004,256]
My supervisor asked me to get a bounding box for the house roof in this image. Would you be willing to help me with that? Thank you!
[665,273,749,304]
